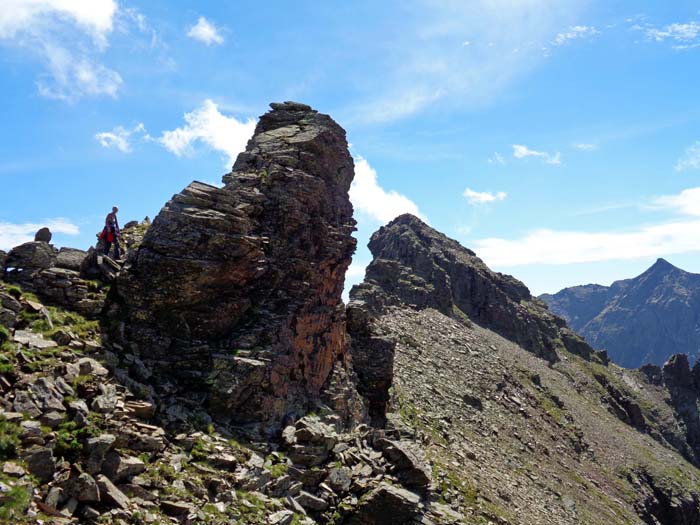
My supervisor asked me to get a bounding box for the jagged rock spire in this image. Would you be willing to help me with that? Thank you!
[110,102,363,435]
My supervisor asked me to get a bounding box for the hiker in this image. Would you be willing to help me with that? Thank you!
[101,206,121,259]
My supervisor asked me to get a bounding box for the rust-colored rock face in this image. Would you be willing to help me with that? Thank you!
[111,102,362,434]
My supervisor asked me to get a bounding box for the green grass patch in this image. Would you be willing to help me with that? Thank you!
[0,481,31,521]
[0,417,21,460]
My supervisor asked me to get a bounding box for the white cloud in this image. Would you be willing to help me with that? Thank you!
[463,188,507,205]
[512,144,561,165]
[552,25,599,46]
[350,157,426,224]
[187,17,224,46]
[159,100,256,166]
[0,0,122,101]
[475,221,700,266]
[0,218,79,251]
[38,46,122,101]
[651,187,700,216]
[487,153,506,165]
[473,187,700,266]
[95,123,147,153]
[643,21,700,50]
[676,141,700,171]
[573,143,598,152]
[0,0,117,42]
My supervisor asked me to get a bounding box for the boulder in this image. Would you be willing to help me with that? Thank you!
[13,391,41,418]
[68,473,100,502]
[23,446,56,483]
[111,102,361,433]
[56,248,88,271]
[102,453,146,482]
[375,438,431,489]
[85,434,116,474]
[96,474,130,509]
[326,467,352,493]
[34,227,52,242]
[295,491,328,511]
[160,500,193,517]
[0,291,22,328]
[346,483,423,524]
[5,241,56,271]
[78,357,109,377]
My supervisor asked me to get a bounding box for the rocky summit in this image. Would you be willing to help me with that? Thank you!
[350,214,604,364]
[109,102,362,435]
[540,258,700,368]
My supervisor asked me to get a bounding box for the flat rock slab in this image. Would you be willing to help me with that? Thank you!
[13,330,58,349]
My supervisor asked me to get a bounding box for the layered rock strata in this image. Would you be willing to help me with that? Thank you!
[350,214,602,364]
[111,102,362,433]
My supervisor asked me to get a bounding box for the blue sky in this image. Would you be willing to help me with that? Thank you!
[1,0,699,296]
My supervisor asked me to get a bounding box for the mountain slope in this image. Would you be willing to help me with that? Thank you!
[541,259,700,368]
[348,215,700,524]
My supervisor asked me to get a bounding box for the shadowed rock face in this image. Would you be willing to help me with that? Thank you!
[111,102,362,433]
[350,214,600,365]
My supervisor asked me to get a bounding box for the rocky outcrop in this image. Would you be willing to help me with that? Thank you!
[541,259,700,367]
[5,240,56,272]
[3,235,105,317]
[110,102,362,434]
[633,467,700,525]
[350,214,603,365]
[658,354,700,464]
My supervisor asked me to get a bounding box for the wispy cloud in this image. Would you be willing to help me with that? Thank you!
[488,153,506,165]
[473,187,700,266]
[676,141,700,171]
[0,218,79,251]
[0,0,123,102]
[351,0,586,123]
[159,100,256,166]
[636,21,700,50]
[187,16,224,46]
[464,188,507,205]
[512,144,561,166]
[350,156,426,224]
[573,142,598,152]
[552,25,599,46]
[95,123,148,153]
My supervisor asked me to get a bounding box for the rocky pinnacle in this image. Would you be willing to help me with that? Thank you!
[110,102,363,434]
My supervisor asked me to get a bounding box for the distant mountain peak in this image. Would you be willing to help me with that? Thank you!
[648,257,678,273]
[540,258,700,368]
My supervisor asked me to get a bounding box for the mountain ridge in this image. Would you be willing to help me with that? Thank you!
[540,258,700,368]
[3,103,700,524]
